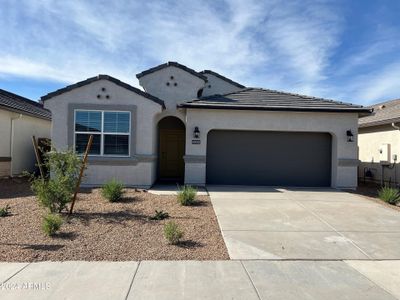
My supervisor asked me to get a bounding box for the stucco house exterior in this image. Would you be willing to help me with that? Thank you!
[42,61,371,189]
[359,98,400,186]
[0,89,51,177]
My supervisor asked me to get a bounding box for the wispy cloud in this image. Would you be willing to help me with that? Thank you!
[0,0,399,104]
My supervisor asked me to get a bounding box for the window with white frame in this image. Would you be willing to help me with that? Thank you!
[74,110,131,156]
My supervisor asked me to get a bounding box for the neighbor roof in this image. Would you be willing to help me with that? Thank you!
[179,88,372,114]
[0,89,51,120]
[359,98,400,128]
[136,61,208,81]
[41,75,165,108]
[200,70,245,88]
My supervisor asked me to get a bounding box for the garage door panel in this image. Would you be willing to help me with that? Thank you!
[206,130,331,187]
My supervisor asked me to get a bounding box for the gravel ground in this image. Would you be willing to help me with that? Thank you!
[347,182,400,212]
[0,178,229,262]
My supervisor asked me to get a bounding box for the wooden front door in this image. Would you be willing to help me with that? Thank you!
[159,129,185,180]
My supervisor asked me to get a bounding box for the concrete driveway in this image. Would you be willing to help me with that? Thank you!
[208,186,400,260]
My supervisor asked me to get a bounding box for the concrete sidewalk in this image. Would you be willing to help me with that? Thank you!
[1,260,399,299]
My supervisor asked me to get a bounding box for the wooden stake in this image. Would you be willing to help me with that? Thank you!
[69,135,93,215]
[32,135,44,179]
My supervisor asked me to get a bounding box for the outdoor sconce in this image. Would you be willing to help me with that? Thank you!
[346,130,354,142]
[193,127,200,139]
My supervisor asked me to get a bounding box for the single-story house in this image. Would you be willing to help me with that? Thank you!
[42,61,371,189]
[0,89,51,177]
[358,98,400,186]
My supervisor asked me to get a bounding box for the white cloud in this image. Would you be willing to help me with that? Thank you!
[354,63,400,103]
[0,0,398,104]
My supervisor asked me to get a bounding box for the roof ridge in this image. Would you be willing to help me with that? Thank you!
[136,61,207,81]
[199,70,245,88]
[369,98,400,107]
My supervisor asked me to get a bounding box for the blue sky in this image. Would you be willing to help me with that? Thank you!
[0,0,399,105]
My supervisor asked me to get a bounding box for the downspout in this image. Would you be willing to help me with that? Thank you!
[392,123,399,186]
[10,114,23,176]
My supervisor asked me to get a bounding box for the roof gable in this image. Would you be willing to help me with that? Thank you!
[180,87,372,114]
[136,61,207,82]
[41,75,165,108]
[0,89,51,120]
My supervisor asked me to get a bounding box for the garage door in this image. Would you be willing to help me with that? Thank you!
[206,130,331,187]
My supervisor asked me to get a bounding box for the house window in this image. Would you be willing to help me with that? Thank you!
[74,110,131,156]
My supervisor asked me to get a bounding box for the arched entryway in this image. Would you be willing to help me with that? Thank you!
[157,116,186,182]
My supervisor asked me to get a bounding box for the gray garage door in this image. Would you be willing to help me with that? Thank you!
[206,130,331,187]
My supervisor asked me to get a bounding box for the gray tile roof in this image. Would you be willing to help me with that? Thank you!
[0,89,51,120]
[200,70,245,88]
[136,61,208,81]
[359,98,400,128]
[179,88,372,114]
[41,75,165,108]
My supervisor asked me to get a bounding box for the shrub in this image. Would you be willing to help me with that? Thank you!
[42,213,63,236]
[101,179,124,202]
[177,185,197,206]
[149,210,169,221]
[164,221,183,245]
[378,186,400,205]
[0,205,11,217]
[30,149,82,213]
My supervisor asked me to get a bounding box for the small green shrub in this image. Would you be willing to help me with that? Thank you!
[149,210,169,220]
[32,178,74,213]
[101,179,124,202]
[42,213,63,236]
[0,205,11,217]
[177,185,197,206]
[30,149,82,213]
[378,186,400,205]
[164,221,183,245]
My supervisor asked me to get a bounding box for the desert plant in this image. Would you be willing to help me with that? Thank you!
[42,213,63,236]
[378,186,400,205]
[149,210,169,220]
[177,185,197,206]
[101,179,124,202]
[164,221,183,245]
[0,205,11,217]
[30,149,82,213]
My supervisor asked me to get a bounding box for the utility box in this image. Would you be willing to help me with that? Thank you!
[379,143,391,163]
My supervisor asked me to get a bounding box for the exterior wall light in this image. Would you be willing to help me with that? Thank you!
[193,127,200,139]
[346,130,354,142]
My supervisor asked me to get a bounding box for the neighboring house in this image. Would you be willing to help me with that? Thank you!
[359,99,400,186]
[42,61,371,189]
[0,89,51,177]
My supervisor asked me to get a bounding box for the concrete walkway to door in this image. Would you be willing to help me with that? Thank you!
[208,185,400,260]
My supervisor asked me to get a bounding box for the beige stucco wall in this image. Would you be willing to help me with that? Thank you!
[201,73,243,97]
[0,108,51,176]
[183,108,359,189]
[44,79,163,187]
[358,125,400,185]
[12,114,50,175]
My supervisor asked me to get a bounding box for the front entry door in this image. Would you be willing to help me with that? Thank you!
[159,129,185,181]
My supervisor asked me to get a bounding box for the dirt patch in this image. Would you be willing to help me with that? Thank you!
[0,179,229,262]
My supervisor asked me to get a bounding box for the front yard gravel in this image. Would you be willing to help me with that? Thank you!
[0,178,229,262]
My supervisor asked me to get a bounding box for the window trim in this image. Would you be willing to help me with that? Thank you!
[73,109,131,157]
